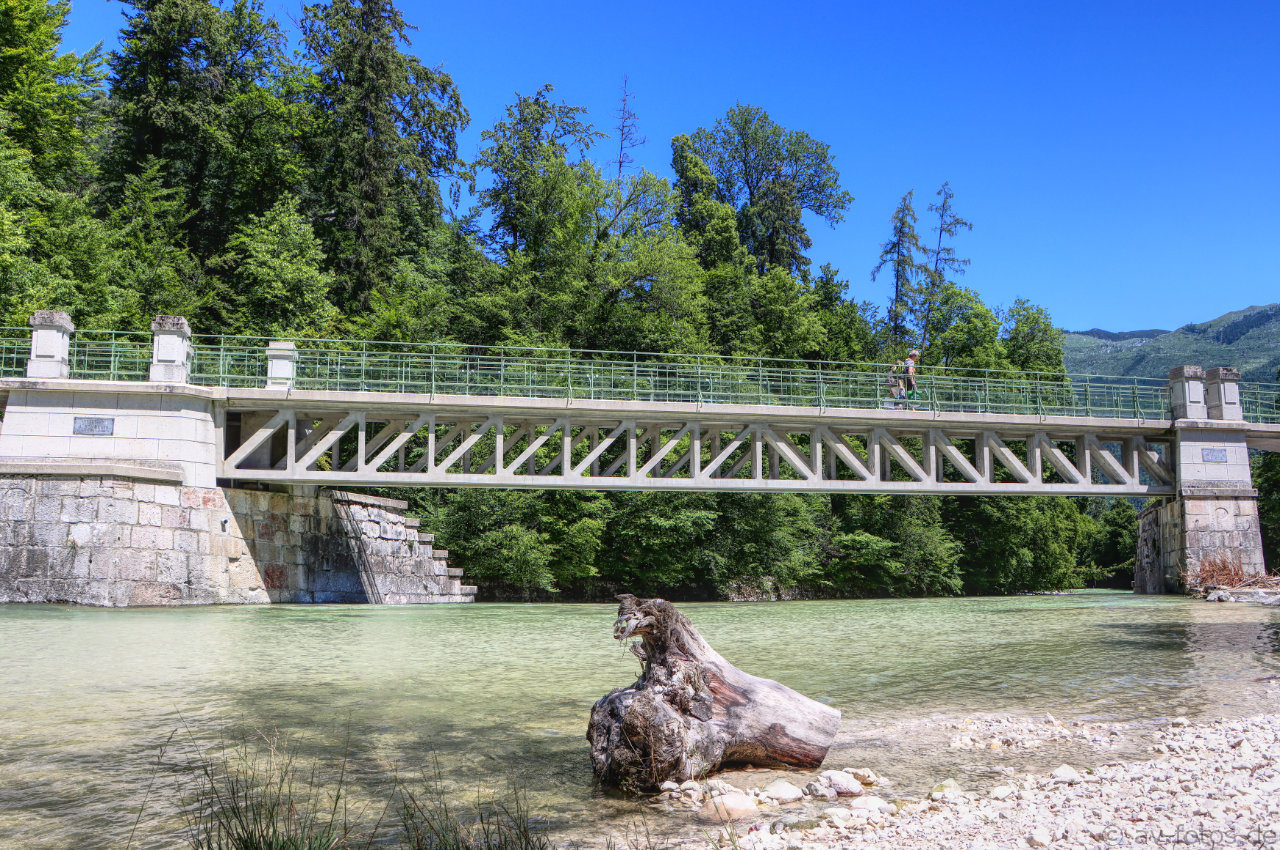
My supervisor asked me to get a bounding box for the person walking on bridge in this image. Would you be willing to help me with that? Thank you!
[886,359,907,408]
[904,350,920,398]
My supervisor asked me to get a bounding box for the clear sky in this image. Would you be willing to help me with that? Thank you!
[62,0,1280,332]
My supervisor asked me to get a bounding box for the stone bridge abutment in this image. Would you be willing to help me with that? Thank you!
[0,313,474,606]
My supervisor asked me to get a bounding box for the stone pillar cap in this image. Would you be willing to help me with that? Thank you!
[1205,366,1241,382]
[150,315,191,336]
[1168,365,1205,381]
[267,340,299,351]
[29,310,74,332]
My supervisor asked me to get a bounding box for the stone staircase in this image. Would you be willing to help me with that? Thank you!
[329,492,476,604]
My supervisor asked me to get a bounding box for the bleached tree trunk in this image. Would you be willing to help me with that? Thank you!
[587,594,840,793]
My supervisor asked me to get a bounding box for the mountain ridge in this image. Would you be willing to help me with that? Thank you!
[1061,303,1280,382]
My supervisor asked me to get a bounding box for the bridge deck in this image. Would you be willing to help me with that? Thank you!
[2,327,1278,494]
[6,327,1277,421]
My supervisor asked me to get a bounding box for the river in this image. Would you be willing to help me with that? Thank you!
[1,592,1277,848]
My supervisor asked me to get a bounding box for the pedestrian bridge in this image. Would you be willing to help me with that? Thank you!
[1,313,1277,499]
[2,312,1277,593]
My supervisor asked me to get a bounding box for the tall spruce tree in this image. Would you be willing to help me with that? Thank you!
[105,0,299,268]
[0,0,104,183]
[0,0,122,326]
[872,191,927,350]
[918,182,972,352]
[302,0,467,309]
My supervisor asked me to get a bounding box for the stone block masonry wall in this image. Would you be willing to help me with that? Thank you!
[0,474,475,606]
[1136,495,1264,593]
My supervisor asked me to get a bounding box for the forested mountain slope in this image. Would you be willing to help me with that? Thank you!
[1064,304,1280,382]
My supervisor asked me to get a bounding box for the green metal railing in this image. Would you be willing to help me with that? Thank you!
[183,336,1177,421]
[68,330,152,381]
[6,325,1276,425]
[190,335,269,388]
[1243,385,1280,424]
[0,328,30,378]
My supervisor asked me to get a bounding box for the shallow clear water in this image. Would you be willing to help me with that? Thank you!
[1,592,1278,847]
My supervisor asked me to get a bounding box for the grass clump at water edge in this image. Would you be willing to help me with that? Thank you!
[176,733,360,850]
[147,729,601,850]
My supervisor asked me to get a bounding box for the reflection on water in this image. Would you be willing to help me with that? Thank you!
[0,592,1277,848]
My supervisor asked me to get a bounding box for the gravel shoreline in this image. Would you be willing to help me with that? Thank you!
[651,707,1280,849]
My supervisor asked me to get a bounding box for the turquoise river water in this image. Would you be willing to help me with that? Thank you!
[1,592,1278,848]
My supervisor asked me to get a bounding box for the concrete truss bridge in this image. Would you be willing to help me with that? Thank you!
[1,312,1277,594]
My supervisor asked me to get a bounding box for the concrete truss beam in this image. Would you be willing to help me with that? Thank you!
[219,405,1177,496]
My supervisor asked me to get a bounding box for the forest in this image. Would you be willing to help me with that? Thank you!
[5,0,1271,599]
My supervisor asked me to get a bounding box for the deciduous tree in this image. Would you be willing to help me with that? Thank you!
[1002,298,1066,375]
[688,105,851,273]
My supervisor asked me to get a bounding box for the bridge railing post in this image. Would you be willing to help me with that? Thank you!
[26,310,74,379]
[149,315,191,383]
[1167,365,1207,419]
[266,341,298,389]
[1204,367,1243,421]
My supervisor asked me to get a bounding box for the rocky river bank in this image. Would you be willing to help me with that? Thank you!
[642,703,1280,850]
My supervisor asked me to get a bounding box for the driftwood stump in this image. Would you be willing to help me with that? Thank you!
[587,594,841,792]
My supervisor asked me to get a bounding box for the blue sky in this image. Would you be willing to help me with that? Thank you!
[63,0,1279,332]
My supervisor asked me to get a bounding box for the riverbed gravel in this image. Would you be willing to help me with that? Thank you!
[656,710,1280,849]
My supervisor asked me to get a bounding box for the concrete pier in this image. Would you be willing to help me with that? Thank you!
[1134,367,1266,592]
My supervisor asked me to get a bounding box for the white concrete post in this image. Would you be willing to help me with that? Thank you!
[266,341,298,389]
[1204,367,1243,421]
[1167,365,1207,420]
[26,310,74,379]
[149,315,192,383]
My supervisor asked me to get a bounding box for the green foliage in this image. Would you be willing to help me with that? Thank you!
[214,195,338,336]
[596,492,718,593]
[746,266,826,360]
[1077,497,1139,585]
[106,0,303,260]
[925,283,1007,372]
[810,264,876,362]
[0,124,126,326]
[303,0,468,307]
[688,103,852,275]
[109,158,205,324]
[437,490,612,598]
[918,182,973,351]
[705,493,823,593]
[861,495,963,595]
[469,84,602,256]
[1002,298,1066,375]
[872,190,927,349]
[948,496,1091,594]
[0,0,105,181]
[1254,451,1280,572]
